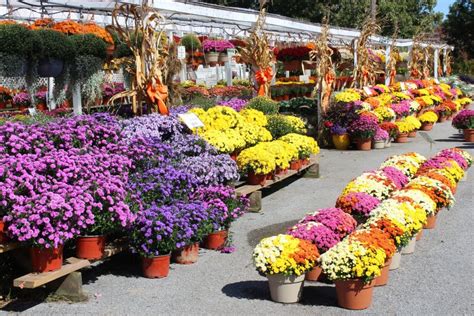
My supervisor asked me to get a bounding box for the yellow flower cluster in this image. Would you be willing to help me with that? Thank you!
[376,93,394,106]
[200,130,244,154]
[236,123,272,147]
[342,177,394,200]
[458,97,472,105]
[419,95,434,106]
[380,153,426,177]
[392,190,437,216]
[395,121,414,133]
[392,92,411,100]
[253,234,318,276]
[418,111,438,123]
[239,108,268,127]
[279,133,320,159]
[319,239,386,282]
[284,115,307,134]
[416,88,429,96]
[335,90,361,103]
[238,140,299,172]
[237,145,276,175]
[374,106,396,122]
[402,116,421,130]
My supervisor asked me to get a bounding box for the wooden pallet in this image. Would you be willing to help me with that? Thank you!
[0,242,20,254]
[13,257,90,289]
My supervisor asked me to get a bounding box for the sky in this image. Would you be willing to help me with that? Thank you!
[434,0,456,17]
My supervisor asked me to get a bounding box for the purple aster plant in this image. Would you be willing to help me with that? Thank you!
[178,154,239,186]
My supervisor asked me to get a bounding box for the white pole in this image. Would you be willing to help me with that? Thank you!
[433,48,439,80]
[72,82,82,115]
[47,78,56,110]
[442,48,447,75]
[385,45,391,86]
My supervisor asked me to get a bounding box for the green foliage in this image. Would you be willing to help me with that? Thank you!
[266,114,296,138]
[443,0,473,65]
[180,33,202,51]
[0,24,34,55]
[32,29,75,61]
[69,34,107,59]
[189,96,215,110]
[246,96,280,114]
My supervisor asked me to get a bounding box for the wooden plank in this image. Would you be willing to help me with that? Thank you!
[0,243,20,254]
[13,257,90,289]
[236,155,319,196]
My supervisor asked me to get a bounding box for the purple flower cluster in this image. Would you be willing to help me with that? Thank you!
[452,109,474,130]
[217,98,248,112]
[34,90,47,103]
[121,114,185,142]
[179,154,239,186]
[347,115,379,139]
[202,39,235,53]
[381,166,409,189]
[373,128,389,141]
[103,82,125,98]
[391,101,410,117]
[287,222,340,253]
[330,124,347,135]
[436,149,468,170]
[191,185,249,231]
[12,92,31,106]
[300,208,357,239]
[335,192,381,218]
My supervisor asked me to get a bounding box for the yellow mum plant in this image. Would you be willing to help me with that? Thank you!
[206,106,241,130]
[260,140,299,170]
[374,106,396,122]
[237,145,276,175]
[279,133,319,159]
[403,116,421,130]
[284,115,307,134]
[237,122,273,147]
[395,121,413,133]
[240,108,268,127]
[418,111,438,123]
[335,90,361,103]
[200,130,236,154]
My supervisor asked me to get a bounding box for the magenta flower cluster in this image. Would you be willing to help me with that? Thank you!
[347,115,379,139]
[287,222,340,253]
[390,101,410,117]
[300,208,357,239]
[452,109,474,130]
[335,192,381,218]
[436,149,469,170]
[381,166,409,189]
[373,127,389,141]
[202,39,235,53]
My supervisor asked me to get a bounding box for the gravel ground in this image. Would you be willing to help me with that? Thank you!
[1,121,473,315]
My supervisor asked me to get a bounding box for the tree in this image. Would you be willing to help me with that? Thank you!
[443,0,473,59]
[200,0,443,38]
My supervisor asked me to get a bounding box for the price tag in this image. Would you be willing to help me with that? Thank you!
[178,113,204,129]
[400,82,406,91]
[28,108,37,116]
[177,46,186,60]
[363,87,373,96]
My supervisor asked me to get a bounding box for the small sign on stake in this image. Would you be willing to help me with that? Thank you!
[28,108,37,116]
[178,113,204,130]
[177,46,186,60]
[363,87,373,96]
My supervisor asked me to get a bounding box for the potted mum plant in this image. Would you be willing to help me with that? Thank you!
[319,237,386,310]
[34,90,47,111]
[330,124,350,150]
[237,147,276,185]
[379,122,399,148]
[404,116,421,138]
[452,109,474,142]
[31,29,75,77]
[418,111,438,131]
[253,234,319,303]
[202,39,234,66]
[372,128,389,149]
[394,121,412,143]
[192,186,248,250]
[347,115,379,150]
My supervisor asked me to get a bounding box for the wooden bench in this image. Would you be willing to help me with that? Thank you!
[236,154,320,212]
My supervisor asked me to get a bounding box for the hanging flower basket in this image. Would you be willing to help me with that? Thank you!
[38,58,64,77]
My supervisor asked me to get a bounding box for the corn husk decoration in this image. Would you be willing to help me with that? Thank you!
[408,35,423,79]
[309,18,336,114]
[239,0,274,97]
[351,17,382,88]
[387,26,399,86]
[106,0,170,116]
[422,45,433,79]
[445,50,452,76]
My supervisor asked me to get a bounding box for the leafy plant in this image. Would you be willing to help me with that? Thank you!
[180,33,201,51]
[267,115,297,139]
[69,34,107,59]
[31,29,75,61]
[0,24,34,55]
[246,96,280,114]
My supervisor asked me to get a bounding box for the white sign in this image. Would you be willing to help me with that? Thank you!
[178,113,205,129]
[227,48,237,59]
[177,46,186,60]
[28,108,37,115]
[400,82,406,91]
[363,87,373,96]
[299,75,310,84]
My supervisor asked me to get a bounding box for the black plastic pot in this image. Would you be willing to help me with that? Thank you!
[38,58,64,77]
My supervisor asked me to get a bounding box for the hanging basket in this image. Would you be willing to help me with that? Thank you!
[38,58,64,77]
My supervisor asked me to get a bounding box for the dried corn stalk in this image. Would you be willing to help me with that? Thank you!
[422,45,433,79]
[352,17,381,88]
[444,50,452,76]
[106,0,169,115]
[309,17,335,114]
[387,26,399,86]
[408,35,423,79]
[239,0,274,97]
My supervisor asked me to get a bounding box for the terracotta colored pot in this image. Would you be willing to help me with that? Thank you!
[142,254,170,278]
[31,245,63,272]
[438,116,447,123]
[375,258,392,286]
[416,229,423,241]
[290,160,301,171]
[389,251,402,270]
[408,130,417,138]
[266,172,274,180]
[332,134,350,150]
[335,279,375,310]
[464,129,474,142]
[305,266,323,281]
[421,122,433,131]
[424,214,437,229]
[76,235,106,260]
[172,243,199,264]
[267,273,305,303]
[203,230,228,250]
[247,171,267,186]
[230,151,239,161]
[36,102,47,111]
[300,158,310,166]
[355,138,372,151]
[0,220,8,243]
[395,133,409,143]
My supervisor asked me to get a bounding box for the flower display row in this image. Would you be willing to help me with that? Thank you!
[325,79,472,151]
[253,148,472,308]
[0,112,251,277]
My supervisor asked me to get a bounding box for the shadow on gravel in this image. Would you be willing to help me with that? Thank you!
[435,138,466,142]
[300,285,337,307]
[247,220,298,247]
[81,252,142,285]
[455,144,474,149]
[222,280,269,301]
